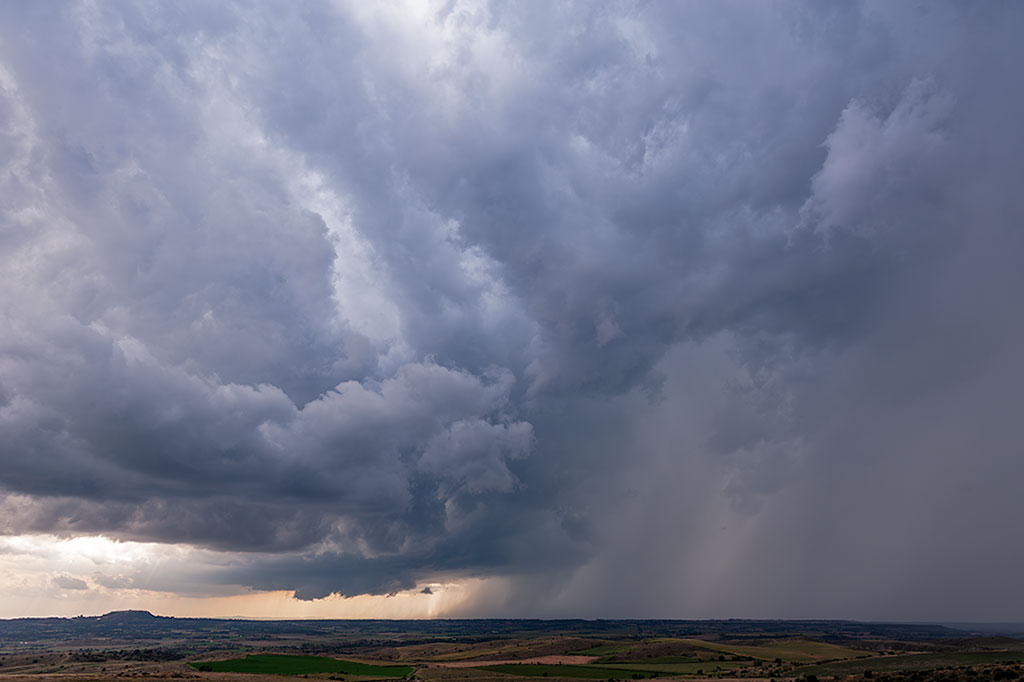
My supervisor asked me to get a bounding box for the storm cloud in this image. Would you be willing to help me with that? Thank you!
[1,1,1023,619]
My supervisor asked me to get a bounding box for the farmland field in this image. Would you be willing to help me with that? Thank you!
[796,651,1024,676]
[475,663,657,678]
[679,638,868,663]
[571,644,634,656]
[429,645,519,661]
[188,653,414,677]
[598,661,748,675]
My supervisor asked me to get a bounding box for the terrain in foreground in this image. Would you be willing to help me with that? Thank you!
[1,612,1022,682]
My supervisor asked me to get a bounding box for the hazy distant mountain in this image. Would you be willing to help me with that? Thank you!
[94,610,166,623]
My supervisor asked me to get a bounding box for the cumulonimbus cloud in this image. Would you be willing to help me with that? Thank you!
[1,0,1023,618]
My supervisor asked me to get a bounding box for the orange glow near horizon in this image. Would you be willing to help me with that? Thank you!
[0,586,482,620]
[0,534,491,619]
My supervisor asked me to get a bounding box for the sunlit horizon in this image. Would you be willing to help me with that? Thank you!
[0,533,483,620]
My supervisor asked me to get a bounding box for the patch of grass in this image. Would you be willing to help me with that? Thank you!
[188,654,413,677]
[476,664,656,679]
[426,640,583,662]
[572,645,635,656]
[599,661,750,675]
[428,646,520,662]
[796,651,1024,676]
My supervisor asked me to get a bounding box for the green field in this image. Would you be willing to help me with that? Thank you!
[188,654,414,677]
[476,664,658,679]
[796,651,1024,676]
[680,638,868,663]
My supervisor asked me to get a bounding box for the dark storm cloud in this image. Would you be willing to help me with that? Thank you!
[1,1,1023,618]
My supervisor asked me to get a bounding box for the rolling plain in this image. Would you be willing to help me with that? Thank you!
[1,612,1022,682]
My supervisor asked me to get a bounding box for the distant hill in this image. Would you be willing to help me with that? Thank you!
[95,610,167,623]
[938,625,1024,639]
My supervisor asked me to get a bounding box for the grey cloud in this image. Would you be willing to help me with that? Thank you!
[1,0,1023,618]
[53,574,89,591]
[0,343,529,552]
[93,574,133,590]
[418,419,533,495]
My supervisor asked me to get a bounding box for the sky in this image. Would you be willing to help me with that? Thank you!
[0,0,1023,622]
